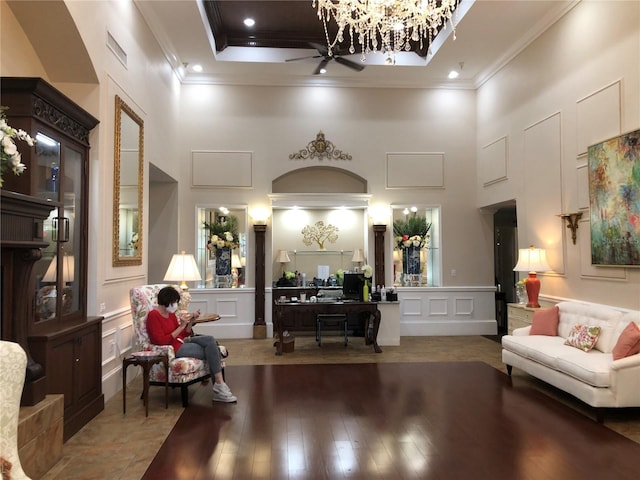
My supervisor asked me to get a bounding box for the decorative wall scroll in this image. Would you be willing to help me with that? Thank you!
[289,131,352,160]
[588,128,640,266]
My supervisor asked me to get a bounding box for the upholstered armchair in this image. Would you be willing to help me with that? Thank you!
[129,284,226,407]
[0,340,32,480]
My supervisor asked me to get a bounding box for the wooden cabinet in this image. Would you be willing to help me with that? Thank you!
[507,303,536,334]
[29,318,103,441]
[1,77,102,439]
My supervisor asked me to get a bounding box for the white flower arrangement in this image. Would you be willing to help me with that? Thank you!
[0,107,35,187]
[209,231,238,249]
[362,264,373,279]
[129,232,139,250]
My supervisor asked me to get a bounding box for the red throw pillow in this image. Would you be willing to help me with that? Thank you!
[529,306,560,336]
[612,322,640,360]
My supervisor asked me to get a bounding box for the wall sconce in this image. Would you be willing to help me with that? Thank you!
[250,206,271,225]
[557,212,583,245]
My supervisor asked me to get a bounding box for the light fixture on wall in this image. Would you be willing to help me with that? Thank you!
[557,212,583,245]
[277,249,291,276]
[513,245,551,308]
[163,250,202,292]
[352,248,365,272]
[314,0,459,62]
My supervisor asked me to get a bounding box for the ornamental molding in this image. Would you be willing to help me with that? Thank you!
[32,98,92,145]
[289,131,352,161]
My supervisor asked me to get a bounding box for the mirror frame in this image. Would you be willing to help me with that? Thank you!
[112,95,144,267]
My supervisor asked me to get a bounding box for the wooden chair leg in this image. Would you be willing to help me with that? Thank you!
[181,386,189,407]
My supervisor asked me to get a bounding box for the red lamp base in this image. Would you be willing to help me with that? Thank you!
[525,273,541,308]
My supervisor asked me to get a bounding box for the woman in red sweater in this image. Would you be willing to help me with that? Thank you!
[146,286,236,403]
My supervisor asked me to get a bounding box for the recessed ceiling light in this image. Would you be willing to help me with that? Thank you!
[448,70,459,79]
[191,64,203,72]
[244,18,255,27]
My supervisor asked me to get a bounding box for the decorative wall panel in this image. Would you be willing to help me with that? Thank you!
[386,153,444,188]
[523,112,564,274]
[192,151,252,187]
[576,81,621,155]
[480,136,508,186]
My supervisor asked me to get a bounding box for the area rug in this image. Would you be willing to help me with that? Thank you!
[143,362,640,479]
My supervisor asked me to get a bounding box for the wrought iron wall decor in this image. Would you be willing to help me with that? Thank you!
[301,221,339,250]
[289,131,352,161]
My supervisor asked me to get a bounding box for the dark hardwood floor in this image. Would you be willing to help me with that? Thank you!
[142,362,640,480]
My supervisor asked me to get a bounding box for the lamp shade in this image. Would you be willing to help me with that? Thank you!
[351,248,365,263]
[232,253,242,269]
[164,250,202,290]
[513,246,551,273]
[513,245,551,308]
[43,254,75,283]
[277,250,291,263]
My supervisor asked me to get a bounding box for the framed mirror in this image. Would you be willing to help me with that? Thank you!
[113,95,144,266]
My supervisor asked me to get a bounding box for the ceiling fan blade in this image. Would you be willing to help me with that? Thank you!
[309,42,329,56]
[313,58,330,75]
[285,54,322,62]
[334,56,365,72]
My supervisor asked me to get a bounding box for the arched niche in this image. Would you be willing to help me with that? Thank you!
[272,166,367,194]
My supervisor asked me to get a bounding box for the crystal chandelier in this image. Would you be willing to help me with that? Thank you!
[313,0,459,63]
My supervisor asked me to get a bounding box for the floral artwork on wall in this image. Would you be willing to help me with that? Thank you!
[587,128,640,266]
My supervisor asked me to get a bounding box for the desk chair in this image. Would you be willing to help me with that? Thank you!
[316,314,348,347]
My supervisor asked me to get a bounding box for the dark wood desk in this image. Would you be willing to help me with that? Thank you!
[273,300,382,355]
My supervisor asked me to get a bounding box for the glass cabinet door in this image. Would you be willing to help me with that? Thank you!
[34,135,84,322]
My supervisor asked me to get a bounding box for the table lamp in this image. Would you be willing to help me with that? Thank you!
[164,250,202,291]
[351,248,365,272]
[43,252,75,283]
[513,245,551,308]
[277,249,291,276]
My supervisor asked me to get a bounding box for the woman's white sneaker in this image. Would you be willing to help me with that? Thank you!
[212,383,237,403]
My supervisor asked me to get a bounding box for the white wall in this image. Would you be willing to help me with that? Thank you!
[176,84,493,288]
[476,0,640,310]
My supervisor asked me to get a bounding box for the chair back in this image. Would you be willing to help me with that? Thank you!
[129,284,189,350]
[0,340,30,479]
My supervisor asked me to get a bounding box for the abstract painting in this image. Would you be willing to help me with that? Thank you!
[588,128,640,266]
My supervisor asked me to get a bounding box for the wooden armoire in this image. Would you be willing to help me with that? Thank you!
[1,77,103,441]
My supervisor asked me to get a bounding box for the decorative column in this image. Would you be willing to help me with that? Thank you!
[373,224,387,288]
[253,223,267,339]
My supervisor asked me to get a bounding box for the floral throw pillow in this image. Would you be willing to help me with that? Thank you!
[564,324,601,352]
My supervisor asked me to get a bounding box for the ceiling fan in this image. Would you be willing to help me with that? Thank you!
[285,42,365,75]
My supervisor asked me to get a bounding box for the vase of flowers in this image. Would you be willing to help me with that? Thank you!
[204,215,240,276]
[393,214,431,276]
[516,279,527,305]
[0,107,35,187]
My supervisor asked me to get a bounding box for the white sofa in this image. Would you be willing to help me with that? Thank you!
[502,301,640,421]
